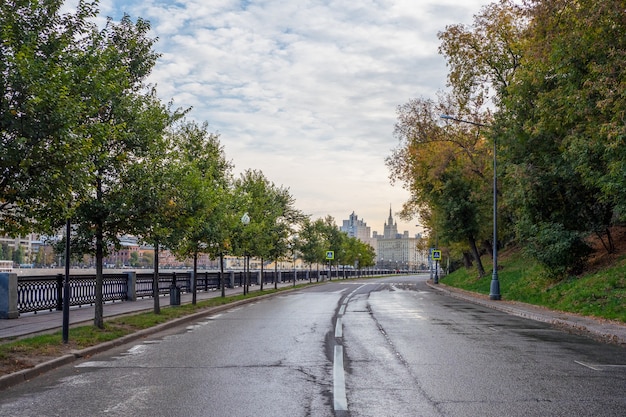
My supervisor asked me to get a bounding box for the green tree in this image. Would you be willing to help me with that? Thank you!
[496,0,625,276]
[297,217,327,279]
[438,0,524,109]
[232,170,302,292]
[0,0,98,234]
[70,15,173,328]
[341,236,375,274]
[122,121,180,314]
[265,187,305,289]
[129,252,139,267]
[12,244,24,265]
[166,120,232,304]
[232,170,267,294]
[387,96,492,277]
[316,216,345,277]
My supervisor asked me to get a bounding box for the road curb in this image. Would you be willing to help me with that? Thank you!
[426,281,626,346]
[0,288,298,391]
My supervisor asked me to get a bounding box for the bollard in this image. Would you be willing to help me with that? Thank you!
[170,285,181,306]
[170,272,180,306]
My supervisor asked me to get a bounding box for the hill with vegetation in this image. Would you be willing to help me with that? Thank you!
[440,227,626,323]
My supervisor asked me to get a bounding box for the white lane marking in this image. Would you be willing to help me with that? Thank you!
[335,317,343,338]
[575,361,626,371]
[575,361,602,371]
[339,304,346,316]
[334,345,348,411]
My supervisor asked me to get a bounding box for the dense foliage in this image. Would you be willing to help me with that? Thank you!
[389,0,626,280]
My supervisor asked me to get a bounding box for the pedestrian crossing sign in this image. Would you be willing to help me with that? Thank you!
[432,250,442,261]
[326,251,334,260]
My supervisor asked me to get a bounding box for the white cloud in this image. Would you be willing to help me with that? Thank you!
[70,0,492,234]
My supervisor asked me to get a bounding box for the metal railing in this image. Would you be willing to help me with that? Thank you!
[10,268,399,316]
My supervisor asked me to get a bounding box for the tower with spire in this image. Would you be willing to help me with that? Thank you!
[383,206,398,239]
[373,206,428,271]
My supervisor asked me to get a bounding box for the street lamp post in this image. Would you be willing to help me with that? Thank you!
[241,212,250,295]
[441,115,501,300]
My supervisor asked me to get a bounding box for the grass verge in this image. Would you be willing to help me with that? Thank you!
[441,250,626,323]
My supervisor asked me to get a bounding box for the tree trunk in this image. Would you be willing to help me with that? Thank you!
[468,235,486,277]
[597,228,616,254]
[153,243,160,314]
[220,253,225,298]
[260,257,264,291]
[483,239,493,259]
[462,252,473,268]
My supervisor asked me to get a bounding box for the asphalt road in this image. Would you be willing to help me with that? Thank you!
[1,274,625,417]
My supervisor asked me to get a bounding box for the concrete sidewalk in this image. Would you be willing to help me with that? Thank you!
[426,282,626,346]
[0,281,299,340]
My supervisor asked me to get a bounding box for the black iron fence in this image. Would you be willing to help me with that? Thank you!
[5,268,396,316]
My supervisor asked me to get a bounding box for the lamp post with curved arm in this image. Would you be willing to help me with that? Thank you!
[440,115,501,300]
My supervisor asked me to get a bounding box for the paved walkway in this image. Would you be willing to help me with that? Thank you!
[0,282,299,340]
[426,282,626,346]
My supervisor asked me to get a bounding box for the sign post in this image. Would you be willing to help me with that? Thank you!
[431,250,441,284]
[326,251,334,281]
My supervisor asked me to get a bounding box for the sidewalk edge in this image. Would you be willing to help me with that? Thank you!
[426,281,626,346]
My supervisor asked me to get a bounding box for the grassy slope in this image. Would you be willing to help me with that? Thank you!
[441,249,626,323]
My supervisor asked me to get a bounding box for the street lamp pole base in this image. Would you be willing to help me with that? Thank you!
[489,273,501,300]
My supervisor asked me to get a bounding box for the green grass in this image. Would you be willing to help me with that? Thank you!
[441,250,626,323]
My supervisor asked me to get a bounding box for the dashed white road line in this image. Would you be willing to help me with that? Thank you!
[333,345,348,411]
[335,317,343,338]
[332,284,366,412]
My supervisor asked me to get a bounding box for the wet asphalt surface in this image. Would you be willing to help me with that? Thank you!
[1,274,625,416]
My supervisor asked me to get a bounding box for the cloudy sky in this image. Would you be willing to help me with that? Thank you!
[66,0,491,236]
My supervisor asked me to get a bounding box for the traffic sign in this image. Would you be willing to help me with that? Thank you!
[432,250,442,261]
[326,251,334,260]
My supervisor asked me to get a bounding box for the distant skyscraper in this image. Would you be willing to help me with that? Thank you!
[340,212,374,246]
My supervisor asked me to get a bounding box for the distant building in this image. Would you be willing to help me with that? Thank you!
[0,234,41,263]
[340,212,376,249]
[373,207,428,271]
[340,209,428,271]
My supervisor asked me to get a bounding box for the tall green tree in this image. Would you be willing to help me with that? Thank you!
[70,15,173,328]
[497,0,624,276]
[166,120,232,304]
[438,0,524,109]
[232,170,302,292]
[265,186,305,289]
[387,96,492,277]
[122,116,185,314]
[317,216,344,277]
[0,0,98,234]
[297,217,327,279]
[232,170,270,294]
